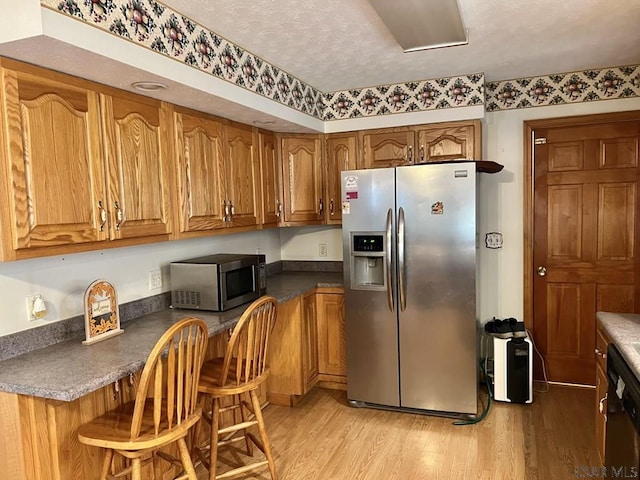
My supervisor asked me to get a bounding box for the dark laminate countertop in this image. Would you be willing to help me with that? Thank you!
[596,311,640,379]
[0,271,343,402]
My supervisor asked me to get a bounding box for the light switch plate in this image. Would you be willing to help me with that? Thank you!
[485,232,503,249]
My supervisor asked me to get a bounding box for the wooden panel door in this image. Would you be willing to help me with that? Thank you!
[317,290,346,379]
[360,128,414,168]
[101,92,172,240]
[173,107,226,234]
[532,120,640,384]
[325,133,357,224]
[224,124,259,228]
[302,291,319,393]
[259,131,281,226]
[0,62,107,256]
[415,119,481,163]
[281,136,323,225]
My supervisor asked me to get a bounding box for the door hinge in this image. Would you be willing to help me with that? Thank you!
[535,137,547,145]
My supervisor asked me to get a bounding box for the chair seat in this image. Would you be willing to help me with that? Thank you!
[198,357,268,396]
[78,400,202,451]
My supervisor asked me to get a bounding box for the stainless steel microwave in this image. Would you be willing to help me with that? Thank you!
[170,254,267,311]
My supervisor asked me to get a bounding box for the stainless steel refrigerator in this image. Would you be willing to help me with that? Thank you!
[342,162,478,416]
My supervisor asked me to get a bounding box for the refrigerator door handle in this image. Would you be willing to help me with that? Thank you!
[386,208,394,312]
[398,206,406,311]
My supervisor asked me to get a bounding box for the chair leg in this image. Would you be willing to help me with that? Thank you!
[178,437,198,480]
[99,449,113,480]
[131,458,142,480]
[249,390,277,480]
[209,397,221,480]
[238,393,254,456]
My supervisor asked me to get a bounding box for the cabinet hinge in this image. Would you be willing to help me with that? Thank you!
[534,137,547,145]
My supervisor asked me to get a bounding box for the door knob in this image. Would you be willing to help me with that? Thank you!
[537,266,547,277]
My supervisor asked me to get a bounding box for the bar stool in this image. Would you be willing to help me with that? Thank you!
[78,318,209,480]
[195,295,278,480]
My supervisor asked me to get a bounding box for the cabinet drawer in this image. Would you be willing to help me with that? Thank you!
[595,325,610,371]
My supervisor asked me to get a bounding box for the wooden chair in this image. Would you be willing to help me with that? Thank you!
[195,295,278,480]
[78,318,209,480]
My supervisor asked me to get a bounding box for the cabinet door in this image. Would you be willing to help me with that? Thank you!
[281,136,323,224]
[325,134,357,224]
[302,292,319,392]
[595,362,608,463]
[173,108,226,234]
[360,129,415,168]
[415,120,481,163]
[317,291,346,378]
[259,131,281,226]
[0,64,107,256]
[101,92,172,240]
[225,124,259,228]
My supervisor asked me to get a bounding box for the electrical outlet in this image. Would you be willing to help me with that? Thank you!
[319,243,327,257]
[148,270,162,290]
[26,294,47,322]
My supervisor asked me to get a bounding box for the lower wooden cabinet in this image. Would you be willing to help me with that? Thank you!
[316,288,347,389]
[595,323,610,463]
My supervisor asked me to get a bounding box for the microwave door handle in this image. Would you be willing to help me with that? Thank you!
[386,208,394,313]
[398,206,406,312]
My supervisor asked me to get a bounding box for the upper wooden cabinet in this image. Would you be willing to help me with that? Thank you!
[280,135,324,225]
[172,107,259,236]
[224,123,259,228]
[359,119,482,169]
[0,59,175,260]
[258,131,282,227]
[172,106,226,234]
[100,90,173,241]
[325,133,358,224]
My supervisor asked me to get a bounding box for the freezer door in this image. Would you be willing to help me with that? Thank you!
[342,168,400,407]
[396,163,477,414]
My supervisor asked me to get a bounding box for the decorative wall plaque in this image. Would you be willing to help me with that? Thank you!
[83,279,123,345]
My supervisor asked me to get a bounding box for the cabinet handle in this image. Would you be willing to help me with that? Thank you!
[595,348,607,359]
[276,200,282,217]
[330,199,334,216]
[407,145,413,164]
[114,201,123,230]
[599,393,608,415]
[128,373,135,387]
[223,200,229,222]
[98,201,107,232]
[229,201,235,218]
[319,198,324,215]
[113,380,120,400]
[420,145,425,164]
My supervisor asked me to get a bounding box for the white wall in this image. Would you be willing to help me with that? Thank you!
[279,226,343,261]
[0,229,281,337]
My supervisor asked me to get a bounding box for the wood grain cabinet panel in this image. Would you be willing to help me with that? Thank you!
[173,106,226,234]
[172,108,259,236]
[316,289,347,388]
[595,323,610,463]
[280,135,323,225]
[302,291,319,390]
[100,91,173,241]
[258,131,282,227]
[325,133,357,224]
[0,60,107,259]
[359,120,481,170]
[224,124,259,228]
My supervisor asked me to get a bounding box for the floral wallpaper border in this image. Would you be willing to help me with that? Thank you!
[485,65,640,111]
[41,1,640,120]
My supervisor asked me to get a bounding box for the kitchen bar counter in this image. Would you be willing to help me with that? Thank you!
[0,271,343,402]
[596,311,640,379]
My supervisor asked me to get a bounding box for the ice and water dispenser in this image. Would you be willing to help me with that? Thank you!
[350,233,386,290]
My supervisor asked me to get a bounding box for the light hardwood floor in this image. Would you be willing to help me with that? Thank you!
[197,384,598,480]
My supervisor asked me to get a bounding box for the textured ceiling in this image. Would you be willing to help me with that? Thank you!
[164,0,640,92]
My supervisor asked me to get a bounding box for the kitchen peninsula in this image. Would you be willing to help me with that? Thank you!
[0,269,343,479]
